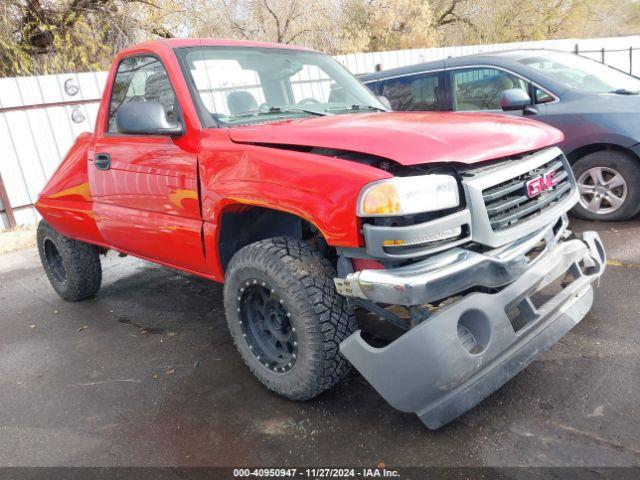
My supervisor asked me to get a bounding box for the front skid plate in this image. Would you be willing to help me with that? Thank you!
[339,232,604,429]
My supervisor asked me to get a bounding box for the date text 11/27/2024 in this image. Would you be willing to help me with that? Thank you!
[232,467,400,477]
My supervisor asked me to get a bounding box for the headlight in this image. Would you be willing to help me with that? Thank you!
[357,175,460,217]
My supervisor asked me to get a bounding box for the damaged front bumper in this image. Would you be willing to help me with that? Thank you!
[337,226,606,429]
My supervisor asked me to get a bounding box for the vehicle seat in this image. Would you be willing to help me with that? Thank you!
[454,81,481,111]
[227,91,258,115]
[497,76,513,91]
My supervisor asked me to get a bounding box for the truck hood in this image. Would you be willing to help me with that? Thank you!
[227,112,564,166]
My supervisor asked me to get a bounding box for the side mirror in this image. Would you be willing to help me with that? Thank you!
[377,95,392,110]
[116,102,183,136]
[500,88,532,111]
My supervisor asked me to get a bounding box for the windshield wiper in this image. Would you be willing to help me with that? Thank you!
[228,106,329,119]
[326,104,387,112]
[267,106,330,116]
[609,88,639,95]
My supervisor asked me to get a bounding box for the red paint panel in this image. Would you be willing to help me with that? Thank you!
[198,129,389,250]
[94,202,205,271]
[89,135,205,273]
[36,133,104,245]
[228,111,564,166]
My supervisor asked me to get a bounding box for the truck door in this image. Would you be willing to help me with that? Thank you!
[90,54,207,274]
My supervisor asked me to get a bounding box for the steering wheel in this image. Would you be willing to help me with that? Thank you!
[297,98,320,105]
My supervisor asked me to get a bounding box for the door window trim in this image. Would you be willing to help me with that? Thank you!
[104,52,184,137]
[362,67,445,85]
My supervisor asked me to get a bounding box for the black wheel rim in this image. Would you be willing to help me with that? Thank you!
[237,279,297,373]
[44,239,66,285]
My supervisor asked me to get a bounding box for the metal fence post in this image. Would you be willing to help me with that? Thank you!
[631,46,634,75]
[0,172,17,229]
[574,44,579,55]
[601,47,605,63]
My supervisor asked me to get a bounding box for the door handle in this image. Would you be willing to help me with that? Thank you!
[94,153,110,170]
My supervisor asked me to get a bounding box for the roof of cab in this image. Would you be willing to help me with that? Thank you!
[121,38,315,54]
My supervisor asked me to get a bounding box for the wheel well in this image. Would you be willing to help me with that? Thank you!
[218,205,329,272]
[566,143,639,164]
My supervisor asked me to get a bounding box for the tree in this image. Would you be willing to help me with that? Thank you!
[339,0,439,53]
[0,0,183,76]
[2,0,640,77]
[183,0,341,52]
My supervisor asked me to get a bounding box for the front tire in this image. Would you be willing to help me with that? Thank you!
[223,237,356,401]
[572,150,640,221]
[37,221,102,301]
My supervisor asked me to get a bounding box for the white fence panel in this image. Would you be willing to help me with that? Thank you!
[0,70,105,227]
[2,35,640,228]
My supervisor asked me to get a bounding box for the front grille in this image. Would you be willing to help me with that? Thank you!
[482,154,572,231]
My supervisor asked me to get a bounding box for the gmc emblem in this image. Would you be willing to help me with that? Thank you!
[526,169,558,198]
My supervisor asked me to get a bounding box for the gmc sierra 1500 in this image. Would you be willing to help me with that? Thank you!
[35,39,605,428]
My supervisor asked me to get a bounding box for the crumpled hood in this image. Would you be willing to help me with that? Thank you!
[228,111,564,166]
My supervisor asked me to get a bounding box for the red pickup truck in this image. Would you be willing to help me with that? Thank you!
[35,39,606,429]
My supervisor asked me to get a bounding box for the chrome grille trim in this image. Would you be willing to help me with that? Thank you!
[482,160,565,202]
[488,181,571,230]
[462,146,579,249]
[482,155,572,230]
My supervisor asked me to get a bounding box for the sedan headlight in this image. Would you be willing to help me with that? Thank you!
[357,175,460,217]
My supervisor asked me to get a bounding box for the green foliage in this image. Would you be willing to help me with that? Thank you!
[0,0,169,77]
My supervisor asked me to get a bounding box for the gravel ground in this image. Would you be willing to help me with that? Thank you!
[0,218,638,468]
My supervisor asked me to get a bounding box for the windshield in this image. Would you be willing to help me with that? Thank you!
[176,46,385,126]
[520,52,640,94]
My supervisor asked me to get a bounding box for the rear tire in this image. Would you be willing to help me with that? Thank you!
[223,237,356,401]
[37,220,102,301]
[571,150,640,221]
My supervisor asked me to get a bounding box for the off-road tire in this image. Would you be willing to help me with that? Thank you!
[223,237,356,401]
[571,150,640,221]
[37,220,102,301]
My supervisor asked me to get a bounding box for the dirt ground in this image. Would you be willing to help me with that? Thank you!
[0,225,36,255]
[0,219,638,469]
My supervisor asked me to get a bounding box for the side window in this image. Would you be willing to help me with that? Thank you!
[452,68,528,111]
[534,87,554,104]
[364,81,383,96]
[108,56,177,133]
[377,72,442,111]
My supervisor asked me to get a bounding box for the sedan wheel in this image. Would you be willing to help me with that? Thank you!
[570,150,640,221]
[577,166,627,215]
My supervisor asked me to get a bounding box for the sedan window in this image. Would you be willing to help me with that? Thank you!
[534,87,554,104]
[374,72,443,111]
[521,52,640,94]
[452,68,528,111]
